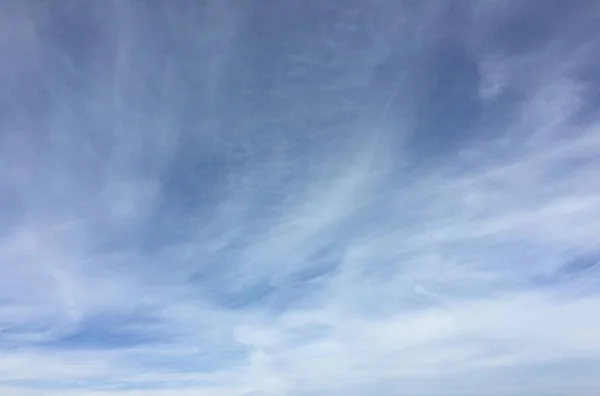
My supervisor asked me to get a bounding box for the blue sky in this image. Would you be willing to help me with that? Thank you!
[1,1,600,395]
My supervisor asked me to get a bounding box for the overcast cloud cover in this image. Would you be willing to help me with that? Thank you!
[1,1,600,395]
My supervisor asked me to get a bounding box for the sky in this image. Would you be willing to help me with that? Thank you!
[1,0,600,395]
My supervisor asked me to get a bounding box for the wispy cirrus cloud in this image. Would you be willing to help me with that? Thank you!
[1,1,600,395]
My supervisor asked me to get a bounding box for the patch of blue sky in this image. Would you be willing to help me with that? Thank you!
[39,313,164,351]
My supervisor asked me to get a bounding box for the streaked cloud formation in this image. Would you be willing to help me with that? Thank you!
[1,1,600,395]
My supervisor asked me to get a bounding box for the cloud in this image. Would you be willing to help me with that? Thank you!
[1,0,600,395]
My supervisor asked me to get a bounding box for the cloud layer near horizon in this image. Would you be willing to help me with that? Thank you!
[2,1,600,395]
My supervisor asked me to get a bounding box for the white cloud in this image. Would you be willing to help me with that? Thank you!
[1,1,600,396]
